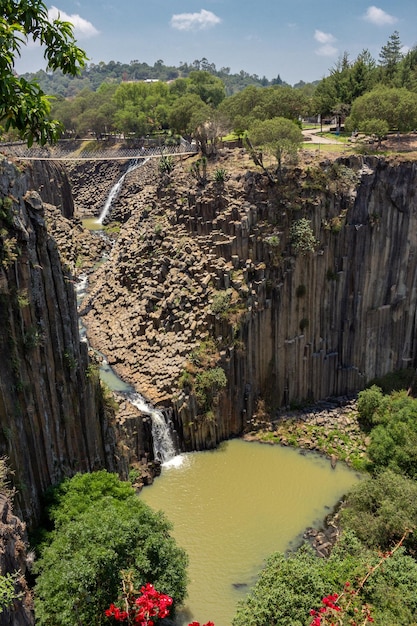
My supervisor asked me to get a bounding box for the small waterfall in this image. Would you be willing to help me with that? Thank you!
[127,392,178,465]
[76,272,179,464]
[97,157,150,224]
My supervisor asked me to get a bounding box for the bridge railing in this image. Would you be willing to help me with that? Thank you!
[0,140,198,160]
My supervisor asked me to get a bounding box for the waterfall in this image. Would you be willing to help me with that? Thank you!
[97,157,150,224]
[76,274,179,464]
[127,391,178,465]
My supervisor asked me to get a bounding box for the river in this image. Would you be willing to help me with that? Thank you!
[140,438,361,626]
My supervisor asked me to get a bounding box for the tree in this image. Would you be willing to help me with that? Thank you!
[188,71,226,107]
[379,31,403,81]
[248,117,303,178]
[345,118,389,148]
[34,471,188,625]
[341,470,417,554]
[345,86,417,132]
[0,0,87,145]
[232,532,417,626]
[349,49,377,100]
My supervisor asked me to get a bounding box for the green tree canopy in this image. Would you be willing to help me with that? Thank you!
[34,471,188,625]
[357,386,417,479]
[341,470,417,553]
[1,0,87,145]
[379,31,403,81]
[232,532,417,626]
[345,85,417,132]
[248,116,303,177]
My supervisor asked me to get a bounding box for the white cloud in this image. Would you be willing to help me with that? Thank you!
[314,30,337,56]
[363,6,397,26]
[171,9,221,32]
[314,30,336,45]
[48,6,99,38]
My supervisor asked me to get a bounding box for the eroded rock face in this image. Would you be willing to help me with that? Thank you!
[0,494,34,625]
[0,156,123,525]
[74,151,417,451]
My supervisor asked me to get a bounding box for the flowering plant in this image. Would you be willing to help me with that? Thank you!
[309,530,410,625]
[105,573,172,625]
[105,573,215,626]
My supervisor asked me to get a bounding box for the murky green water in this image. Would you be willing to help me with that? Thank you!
[82,217,104,230]
[140,439,361,626]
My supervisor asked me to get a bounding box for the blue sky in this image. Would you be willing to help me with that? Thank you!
[15,1,417,84]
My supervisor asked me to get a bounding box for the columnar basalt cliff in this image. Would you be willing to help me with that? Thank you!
[0,156,126,526]
[80,151,417,451]
[0,493,34,625]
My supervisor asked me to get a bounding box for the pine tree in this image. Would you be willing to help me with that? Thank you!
[379,31,403,80]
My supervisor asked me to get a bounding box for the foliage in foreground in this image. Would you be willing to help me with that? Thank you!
[341,469,417,554]
[232,532,417,626]
[1,0,86,144]
[357,386,417,479]
[34,471,188,625]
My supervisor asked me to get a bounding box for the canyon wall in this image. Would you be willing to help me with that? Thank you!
[80,152,417,451]
[0,156,124,526]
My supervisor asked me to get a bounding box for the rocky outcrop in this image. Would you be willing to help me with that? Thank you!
[0,494,34,625]
[79,151,417,451]
[0,155,124,526]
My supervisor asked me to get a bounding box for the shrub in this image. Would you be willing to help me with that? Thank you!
[194,367,227,410]
[232,531,417,626]
[299,317,309,332]
[34,471,188,625]
[290,218,318,255]
[295,284,306,298]
[158,155,175,175]
[359,389,417,478]
[211,290,232,316]
[357,385,385,430]
[213,167,227,183]
[341,470,417,553]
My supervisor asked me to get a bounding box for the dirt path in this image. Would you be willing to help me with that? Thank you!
[302,126,342,144]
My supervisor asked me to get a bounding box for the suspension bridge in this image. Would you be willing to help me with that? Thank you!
[0,139,198,161]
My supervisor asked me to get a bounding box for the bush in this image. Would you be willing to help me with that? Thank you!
[232,531,417,626]
[34,471,188,625]
[213,167,227,183]
[158,155,175,175]
[357,384,385,430]
[232,546,327,626]
[211,290,232,315]
[361,390,417,478]
[194,367,227,410]
[341,470,417,553]
[290,218,318,255]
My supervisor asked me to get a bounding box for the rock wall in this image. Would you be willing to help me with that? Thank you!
[177,156,417,447]
[0,494,34,625]
[79,152,417,452]
[0,156,123,526]
[191,156,417,446]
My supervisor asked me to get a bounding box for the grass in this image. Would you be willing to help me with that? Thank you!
[251,411,369,471]
[303,143,354,154]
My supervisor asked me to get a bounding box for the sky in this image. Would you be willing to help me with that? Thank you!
[14,1,417,85]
